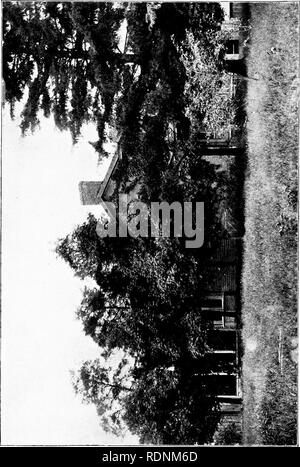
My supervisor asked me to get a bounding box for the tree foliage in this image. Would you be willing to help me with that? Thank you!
[71,355,132,435]
[57,213,220,443]
[3,1,124,147]
[180,31,236,140]
[3,2,224,154]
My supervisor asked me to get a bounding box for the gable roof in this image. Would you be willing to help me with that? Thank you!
[100,148,121,200]
[79,139,122,205]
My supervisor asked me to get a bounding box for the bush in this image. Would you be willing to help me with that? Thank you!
[213,420,242,445]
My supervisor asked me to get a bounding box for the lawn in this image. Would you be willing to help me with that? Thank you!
[241,2,298,445]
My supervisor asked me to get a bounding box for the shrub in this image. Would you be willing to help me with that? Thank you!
[213,420,242,445]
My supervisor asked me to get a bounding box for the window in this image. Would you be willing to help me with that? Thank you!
[200,295,224,327]
[226,40,239,55]
[207,330,237,351]
[200,294,236,329]
[206,353,236,373]
[205,374,238,396]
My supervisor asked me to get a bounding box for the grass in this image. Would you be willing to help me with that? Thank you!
[241,3,298,445]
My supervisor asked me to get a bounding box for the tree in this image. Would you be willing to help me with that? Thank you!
[115,3,225,189]
[3,1,124,149]
[73,357,220,444]
[57,212,222,443]
[180,31,236,141]
[71,355,132,436]
[3,1,225,157]
[57,215,209,362]
[124,368,219,445]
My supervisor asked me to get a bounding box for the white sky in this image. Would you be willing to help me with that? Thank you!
[1,104,138,446]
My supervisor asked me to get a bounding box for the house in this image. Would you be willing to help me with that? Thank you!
[221,2,247,62]
[78,2,245,438]
[195,3,249,151]
[201,237,243,433]
[79,158,243,435]
[221,1,250,80]
[79,145,121,205]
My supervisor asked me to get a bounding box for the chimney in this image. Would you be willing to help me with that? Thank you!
[79,181,103,205]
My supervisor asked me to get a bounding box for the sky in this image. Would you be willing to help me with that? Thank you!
[1,104,138,446]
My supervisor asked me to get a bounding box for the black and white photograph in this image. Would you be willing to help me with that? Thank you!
[1,0,298,448]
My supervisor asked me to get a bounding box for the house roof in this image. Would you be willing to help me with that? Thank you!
[100,148,121,200]
[79,139,122,205]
